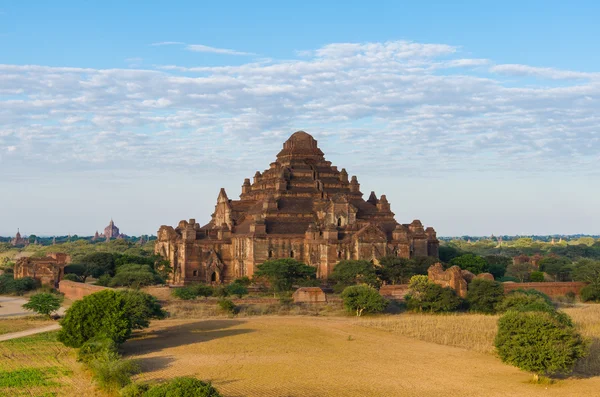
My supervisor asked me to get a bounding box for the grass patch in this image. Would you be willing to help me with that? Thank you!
[0,316,55,335]
[0,367,61,387]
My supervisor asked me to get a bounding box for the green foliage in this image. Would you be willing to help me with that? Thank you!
[109,264,163,288]
[226,283,248,298]
[0,367,61,388]
[0,274,38,295]
[143,377,222,397]
[172,286,198,300]
[506,261,535,282]
[192,284,214,298]
[77,336,119,364]
[498,276,519,283]
[340,285,388,316]
[76,252,116,278]
[377,256,415,285]
[217,299,238,315]
[254,259,317,293]
[529,271,545,282]
[483,255,512,279]
[411,256,440,275]
[449,254,487,275]
[572,259,600,291]
[22,292,62,317]
[88,353,139,393]
[466,279,504,314]
[233,276,251,286]
[579,284,600,302]
[120,290,166,330]
[329,260,380,293]
[539,256,572,281]
[495,310,587,376]
[497,290,555,313]
[438,244,463,263]
[405,277,462,313]
[58,290,131,348]
[212,285,230,298]
[62,273,81,282]
[96,274,112,286]
[120,382,151,397]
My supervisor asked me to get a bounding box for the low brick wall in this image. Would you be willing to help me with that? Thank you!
[503,282,587,297]
[379,285,409,300]
[59,280,110,300]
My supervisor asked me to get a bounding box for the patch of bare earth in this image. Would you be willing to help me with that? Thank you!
[122,316,600,397]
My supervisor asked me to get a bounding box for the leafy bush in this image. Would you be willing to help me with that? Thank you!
[62,273,81,282]
[0,274,38,295]
[78,337,119,364]
[405,278,462,313]
[340,285,388,316]
[529,271,545,282]
[192,284,214,298]
[329,260,380,293]
[498,276,519,283]
[377,256,416,285]
[89,354,139,393]
[143,377,222,397]
[212,285,230,298]
[233,276,251,286]
[120,290,166,329]
[172,286,197,300]
[495,310,587,377]
[449,254,487,275]
[254,259,317,293]
[483,255,512,279]
[226,283,248,299]
[217,299,237,315]
[497,290,555,313]
[22,292,63,317]
[96,274,112,286]
[58,290,132,348]
[109,264,163,288]
[120,382,150,397]
[580,284,600,302]
[466,279,504,314]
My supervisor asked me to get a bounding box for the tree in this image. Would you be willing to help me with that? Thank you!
[449,254,487,275]
[58,290,132,348]
[572,259,600,302]
[483,255,512,279]
[377,256,415,285]
[340,285,388,316]
[226,283,248,299]
[405,276,462,313]
[539,256,572,281]
[529,271,545,282]
[70,252,116,280]
[506,261,535,282]
[412,256,440,275]
[495,311,587,379]
[466,279,504,314]
[22,293,62,317]
[497,290,555,313]
[329,260,380,293]
[254,259,317,294]
[438,244,463,263]
[108,264,163,288]
[119,290,166,330]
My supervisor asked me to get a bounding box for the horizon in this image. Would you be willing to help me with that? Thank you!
[1,1,599,236]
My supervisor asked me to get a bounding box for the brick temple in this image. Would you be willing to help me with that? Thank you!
[156,131,439,285]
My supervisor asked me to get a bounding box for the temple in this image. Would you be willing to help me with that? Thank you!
[10,229,29,247]
[92,219,126,241]
[156,131,439,285]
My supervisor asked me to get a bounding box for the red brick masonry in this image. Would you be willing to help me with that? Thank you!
[502,282,587,297]
[59,280,110,300]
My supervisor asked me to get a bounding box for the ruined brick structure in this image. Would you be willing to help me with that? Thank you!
[14,253,71,288]
[156,131,439,285]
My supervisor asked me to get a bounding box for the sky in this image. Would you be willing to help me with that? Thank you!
[1,1,599,237]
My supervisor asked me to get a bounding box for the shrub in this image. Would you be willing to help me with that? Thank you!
[192,284,214,298]
[495,310,587,378]
[340,285,388,316]
[62,273,81,282]
[120,382,150,397]
[143,377,222,397]
[58,290,131,348]
[405,280,462,313]
[497,290,555,313]
[449,254,487,275]
[254,259,317,293]
[22,292,63,317]
[377,256,416,285]
[466,279,504,314]
[498,276,519,283]
[330,260,380,293]
[119,290,166,329]
[212,285,230,298]
[78,337,119,364]
[580,284,600,302]
[529,271,545,282]
[172,286,197,300]
[96,274,112,286]
[226,283,248,299]
[89,355,139,393]
[109,264,162,288]
[217,299,237,315]
[0,274,38,295]
[233,276,251,286]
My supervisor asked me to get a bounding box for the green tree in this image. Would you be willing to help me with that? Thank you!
[119,290,166,330]
[466,279,504,314]
[572,259,600,302]
[143,377,222,397]
[340,285,388,316]
[529,271,545,282]
[539,256,572,281]
[497,290,555,313]
[483,255,512,279]
[58,290,132,348]
[226,283,248,299]
[405,277,462,313]
[108,264,163,288]
[438,244,463,263]
[506,261,535,282]
[377,256,415,285]
[449,254,487,275]
[412,256,440,275]
[329,260,380,293]
[74,252,116,278]
[22,292,62,317]
[495,311,587,379]
[254,259,317,294]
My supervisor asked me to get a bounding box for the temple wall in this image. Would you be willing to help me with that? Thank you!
[59,280,110,301]
[503,282,587,297]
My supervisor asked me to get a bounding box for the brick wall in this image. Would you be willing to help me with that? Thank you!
[379,284,410,300]
[503,282,587,297]
[59,280,110,300]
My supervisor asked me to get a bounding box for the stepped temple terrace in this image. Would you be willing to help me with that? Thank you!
[156,131,439,285]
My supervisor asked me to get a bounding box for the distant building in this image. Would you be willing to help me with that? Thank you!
[14,253,71,288]
[92,219,126,241]
[10,229,29,247]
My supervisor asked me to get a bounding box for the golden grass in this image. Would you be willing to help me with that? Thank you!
[0,317,54,336]
[0,331,102,396]
[564,305,600,376]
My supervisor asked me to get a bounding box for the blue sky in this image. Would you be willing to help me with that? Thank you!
[1,1,599,236]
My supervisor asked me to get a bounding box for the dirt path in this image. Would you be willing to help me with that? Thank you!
[122,316,600,397]
[0,323,61,342]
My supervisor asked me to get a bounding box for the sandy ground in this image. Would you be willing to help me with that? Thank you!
[122,316,600,397]
[0,295,66,318]
[0,323,61,341]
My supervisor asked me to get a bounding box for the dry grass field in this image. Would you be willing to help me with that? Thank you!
[122,308,600,397]
[0,317,55,336]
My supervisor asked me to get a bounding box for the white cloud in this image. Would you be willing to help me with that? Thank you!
[185,44,255,56]
[490,64,599,80]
